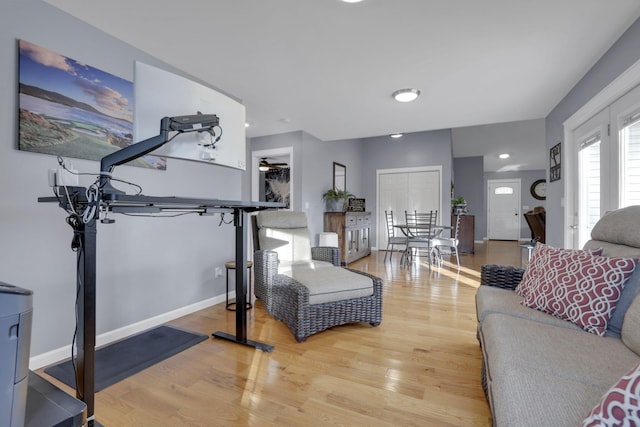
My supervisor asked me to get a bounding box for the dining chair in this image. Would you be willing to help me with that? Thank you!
[432,214,461,269]
[404,210,439,267]
[384,211,408,262]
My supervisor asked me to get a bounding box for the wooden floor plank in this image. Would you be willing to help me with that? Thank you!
[37,240,522,426]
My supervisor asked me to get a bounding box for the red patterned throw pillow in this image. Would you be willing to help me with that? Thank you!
[515,244,603,297]
[583,362,640,426]
[520,248,637,336]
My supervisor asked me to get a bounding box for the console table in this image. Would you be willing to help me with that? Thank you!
[324,212,371,265]
[452,214,475,254]
[39,189,283,427]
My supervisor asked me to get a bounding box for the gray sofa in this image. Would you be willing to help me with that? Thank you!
[476,206,640,426]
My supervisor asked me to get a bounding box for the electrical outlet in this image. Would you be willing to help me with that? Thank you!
[214,267,223,278]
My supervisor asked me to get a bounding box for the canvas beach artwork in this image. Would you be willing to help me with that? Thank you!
[18,39,166,170]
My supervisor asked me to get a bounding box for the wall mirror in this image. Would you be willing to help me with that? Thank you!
[333,162,346,191]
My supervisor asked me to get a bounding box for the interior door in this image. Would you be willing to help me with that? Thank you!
[487,179,521,240]
[377,168,441,249]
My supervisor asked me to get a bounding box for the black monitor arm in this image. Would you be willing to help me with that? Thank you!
[99,114,219,194]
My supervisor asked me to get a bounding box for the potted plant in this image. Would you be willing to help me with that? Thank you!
[452,196,467,215]
[322,189,354,212]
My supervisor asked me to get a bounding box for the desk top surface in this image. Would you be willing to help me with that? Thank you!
[39,189,285,211]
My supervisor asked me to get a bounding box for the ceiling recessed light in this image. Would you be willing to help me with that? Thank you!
[392,88,421,102]
[390,133,403,139]
[341,0,364,3]
[499,153,510,159]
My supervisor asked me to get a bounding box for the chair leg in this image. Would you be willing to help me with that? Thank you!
[453,247,460,269]
[384,243,391,262]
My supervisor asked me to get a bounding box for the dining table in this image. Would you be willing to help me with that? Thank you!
[394,223,453,267]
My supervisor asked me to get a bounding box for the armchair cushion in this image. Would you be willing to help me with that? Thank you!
[256,211,312,263]
[281,265,373,304]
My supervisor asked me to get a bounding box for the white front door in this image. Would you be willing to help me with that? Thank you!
[487,179,521,240]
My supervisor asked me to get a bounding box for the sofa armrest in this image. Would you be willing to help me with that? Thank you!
[480,264,524,290]
[311,246,341,266]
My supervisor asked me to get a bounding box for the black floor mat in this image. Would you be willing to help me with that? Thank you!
[45,325,208,392]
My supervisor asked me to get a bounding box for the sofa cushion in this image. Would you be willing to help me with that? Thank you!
[583,362,640,426]
[622,295,640,356]
[480,313,639,391]
[515,243,603,297]
[476,285,583,331]
[281,266,373,305]
[590,205,640,249]
[520,252,637,335]
[489,363,610,427]
[585,240,640,338]
[481,313,640,426]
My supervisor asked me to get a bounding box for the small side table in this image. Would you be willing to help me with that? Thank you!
[225,260,253,311]
[520,243,535,267]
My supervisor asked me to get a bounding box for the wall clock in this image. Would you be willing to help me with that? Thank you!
[530,179,546,200]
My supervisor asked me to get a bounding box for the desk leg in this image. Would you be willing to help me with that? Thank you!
[77,220,102,426]
[213,209,273,352]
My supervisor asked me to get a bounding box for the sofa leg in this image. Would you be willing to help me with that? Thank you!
[370,322,381,327]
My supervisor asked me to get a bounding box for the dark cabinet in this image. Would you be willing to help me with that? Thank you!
[324,212,371,265]
[452,215,475,254]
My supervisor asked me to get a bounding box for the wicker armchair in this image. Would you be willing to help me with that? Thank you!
[253,211,383,342]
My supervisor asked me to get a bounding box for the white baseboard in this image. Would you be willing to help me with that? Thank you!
[29,293,227,370]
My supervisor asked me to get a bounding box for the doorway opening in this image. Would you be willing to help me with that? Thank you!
[251,147,293,209]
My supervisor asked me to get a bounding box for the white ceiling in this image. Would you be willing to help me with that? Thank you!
[43,0,640,171]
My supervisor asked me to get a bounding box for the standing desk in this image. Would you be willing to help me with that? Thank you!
[39,189,283,426]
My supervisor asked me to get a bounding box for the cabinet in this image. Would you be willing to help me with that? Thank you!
[324,212,371,265]
[452,214,475,254]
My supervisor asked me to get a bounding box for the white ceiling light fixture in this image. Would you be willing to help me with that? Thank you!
[499,153,510,159]
[341,0,365,3]
[392,88,421,102]
[390,133,403,139]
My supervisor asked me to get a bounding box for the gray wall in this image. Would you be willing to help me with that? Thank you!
[248,129,453,248]
[453,156,484,241]
[359,130,453,247]
[247,132,365,244]
[545,17,640,247]
[1,3,241,359]
[484,170,546,240]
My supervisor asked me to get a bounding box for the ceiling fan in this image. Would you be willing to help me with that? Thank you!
[259,157,288,171]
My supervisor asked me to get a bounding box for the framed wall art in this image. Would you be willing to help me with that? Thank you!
[550,142,561,182]
[18,39,165,169]
[333,162,346,191]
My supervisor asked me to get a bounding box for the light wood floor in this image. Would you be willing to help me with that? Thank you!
[37,240,522,426]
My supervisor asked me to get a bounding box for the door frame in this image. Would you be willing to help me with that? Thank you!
[375,165,443,250]
[251,147,293,208]
[486,178,521,240]
[563,57,640,248]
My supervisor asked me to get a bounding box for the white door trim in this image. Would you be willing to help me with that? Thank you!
[251,147,293,208]
[563,57,640,248]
